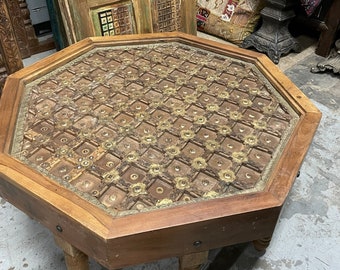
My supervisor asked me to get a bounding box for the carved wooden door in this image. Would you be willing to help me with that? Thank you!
[57,0,197,44]
[0,0,23,94]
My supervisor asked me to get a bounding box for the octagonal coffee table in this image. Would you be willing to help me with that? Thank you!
[0,33,321,270]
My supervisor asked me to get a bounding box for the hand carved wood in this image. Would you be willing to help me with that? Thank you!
[5,0,30,58]
[0,0,23,95]
[0,57,7,93]
[57,0,197,44]
[18,0,39,54]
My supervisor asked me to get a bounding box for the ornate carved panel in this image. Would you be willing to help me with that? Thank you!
[57,0,196,44]
[5,0,30,58]
[11,41,299,216]
[0,56,7,93]
[91,1,136,36]
[152,0,181,32]
[0,0,23,94]
[18,0,39,54]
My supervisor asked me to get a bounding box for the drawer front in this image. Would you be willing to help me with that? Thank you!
[26,0,47,10]
[30,6,50,25]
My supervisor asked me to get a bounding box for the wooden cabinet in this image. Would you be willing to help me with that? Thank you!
[0,0,24,93]
[57,0,197,44]
[26,0,50,26]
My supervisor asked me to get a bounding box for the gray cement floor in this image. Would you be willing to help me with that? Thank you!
[1,35,339,270]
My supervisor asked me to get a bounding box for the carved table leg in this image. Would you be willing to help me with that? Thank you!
[253,237,272,252]
[54,235,89,270]
[179,251,209,270]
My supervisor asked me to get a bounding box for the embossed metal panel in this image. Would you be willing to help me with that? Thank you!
[0,33,322,269]
[10,39,298,217]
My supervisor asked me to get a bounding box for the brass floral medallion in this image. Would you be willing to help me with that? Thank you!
[10,42,299,217]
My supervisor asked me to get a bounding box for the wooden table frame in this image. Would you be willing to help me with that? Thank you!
[0,33,321,270]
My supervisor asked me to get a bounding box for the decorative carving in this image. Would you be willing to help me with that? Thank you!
[18,0,39,54]
[11,41,299,217]
[5,0,30,58]
[56,0,196,43]
[0,0,23,75]
[0,55,7,91]
[242,0,301,64]
[91,2,136,36]
[152,0,181,32]
[0,65,7,95]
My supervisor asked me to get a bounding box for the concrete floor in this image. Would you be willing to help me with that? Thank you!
[0,34,339,270]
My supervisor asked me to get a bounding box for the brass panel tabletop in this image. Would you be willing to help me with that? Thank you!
[0,33,321,270]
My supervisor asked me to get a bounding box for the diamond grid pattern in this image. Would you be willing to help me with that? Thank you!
[153,0,181,32]
[97,5,134,36]
[11,42,298,216]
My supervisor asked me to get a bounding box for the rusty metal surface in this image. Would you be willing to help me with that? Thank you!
[11,41,298,217]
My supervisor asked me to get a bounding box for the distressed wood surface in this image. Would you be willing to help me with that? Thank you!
[58,0,196,43]
[0,0,23,94]
[6,0,30,58]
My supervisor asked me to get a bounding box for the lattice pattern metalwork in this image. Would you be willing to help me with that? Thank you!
[11,41,298,217]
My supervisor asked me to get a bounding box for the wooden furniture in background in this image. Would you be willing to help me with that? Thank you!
[315,0,340,57]
[292,0,339,58]
[14,0,55,57]
[0,0,57,95]
[0,33,321,270]
[17,0,40,57]
[312,39,340,74]
[46,0,68,50]
[0,0,24,94]
[57,0,197,44]
[6,0,31,59]
[242,0,301,64]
